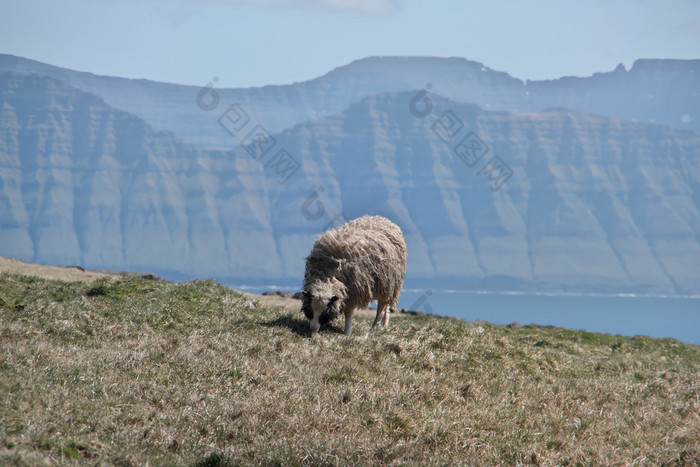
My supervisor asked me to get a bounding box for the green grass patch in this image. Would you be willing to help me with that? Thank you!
[0,272,698,465]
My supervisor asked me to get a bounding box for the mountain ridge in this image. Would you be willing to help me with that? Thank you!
[1,53,698,148]
[2,72,698,294]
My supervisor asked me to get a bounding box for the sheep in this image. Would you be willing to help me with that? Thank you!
[301,215,407,335]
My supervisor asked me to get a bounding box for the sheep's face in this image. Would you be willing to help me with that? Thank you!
[302,278,347,333]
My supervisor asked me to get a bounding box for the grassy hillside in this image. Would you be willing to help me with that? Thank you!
[0,273,698,465]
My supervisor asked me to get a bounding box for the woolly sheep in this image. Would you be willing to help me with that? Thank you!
[301,215,407,335]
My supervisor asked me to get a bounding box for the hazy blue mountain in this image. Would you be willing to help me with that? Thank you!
[527,60,700,136]
[0,55,526,148]
[1,54,698,151]
[1,72,699,294]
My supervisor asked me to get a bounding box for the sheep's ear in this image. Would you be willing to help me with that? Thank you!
[328,295,339,305]
[301,291,310,298]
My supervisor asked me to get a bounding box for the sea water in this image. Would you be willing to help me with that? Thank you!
[398,290,699,345]
[232,284,699,345]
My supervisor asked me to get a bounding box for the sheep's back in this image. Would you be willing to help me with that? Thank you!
[310,216,406,308]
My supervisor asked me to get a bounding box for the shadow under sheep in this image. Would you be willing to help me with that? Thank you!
[261,313,345,337]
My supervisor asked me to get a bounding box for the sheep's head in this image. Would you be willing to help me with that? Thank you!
[301,278,347,333]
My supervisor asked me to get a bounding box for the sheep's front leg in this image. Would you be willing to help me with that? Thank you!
[344,308,354,335]
[382,305,391,327]
[372,301,388,329]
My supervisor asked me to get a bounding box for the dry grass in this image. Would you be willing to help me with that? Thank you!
[0,273,698,465]
[0,256,106,282]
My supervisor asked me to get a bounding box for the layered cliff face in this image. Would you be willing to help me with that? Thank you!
[267,92,700,293]
[1,71,699,293]
[0,73,257,276]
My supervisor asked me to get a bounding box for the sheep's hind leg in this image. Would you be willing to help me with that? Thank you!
[373,300,388,329]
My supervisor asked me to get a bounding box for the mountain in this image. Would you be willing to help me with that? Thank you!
[0,55,527,149]
[1,55,698,151]
[0,72,233,275]
[527,60,700,135]
[2,71,699,294]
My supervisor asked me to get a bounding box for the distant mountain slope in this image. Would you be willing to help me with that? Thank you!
[266,92,700,293]
[1,72,699,293]
[0,72,242,274]
[1,55,698,150]
[0,55,527,148]
[527,60,700,136]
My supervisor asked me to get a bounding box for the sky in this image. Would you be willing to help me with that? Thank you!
[1,0,699,89]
